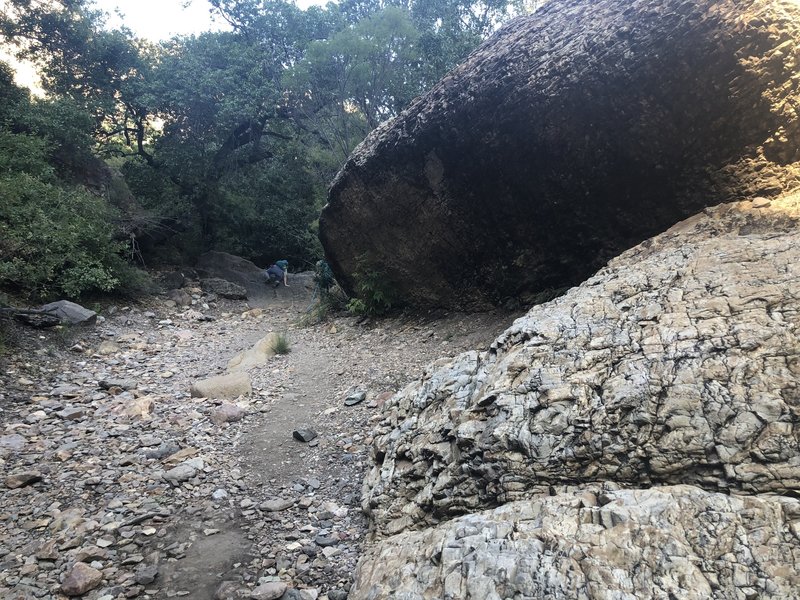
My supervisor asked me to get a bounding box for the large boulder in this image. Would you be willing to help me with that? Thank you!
[352,194,800,597]
[320,0,800,309]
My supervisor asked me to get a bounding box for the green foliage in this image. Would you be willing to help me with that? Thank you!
[270,331,291,355]
[347,265,398,317]
[1,0,524,285]
[0,172,128,299]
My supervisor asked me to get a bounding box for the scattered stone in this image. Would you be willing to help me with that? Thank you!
[250,581,287,600]
[61,562,103,596]
[344,391,366,406]
[259,499,294,512]
[292,428,318,443]
[56,407,85,420]
[134,564,159,585]
[97,340,121,355]
[5,471,42,489]
[210,403,247,425]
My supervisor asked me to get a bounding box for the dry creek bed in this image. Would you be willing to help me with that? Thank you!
[0,288,520,600]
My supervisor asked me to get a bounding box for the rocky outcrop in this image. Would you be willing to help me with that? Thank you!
[353,486,800,599]
[320,0,800,309]
[353,195,800,597]
[196,252,265,298]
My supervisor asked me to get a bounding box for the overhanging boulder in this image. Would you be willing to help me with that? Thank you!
[320,0,800,309]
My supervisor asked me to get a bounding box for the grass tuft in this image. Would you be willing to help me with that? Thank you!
[271,331,291,355]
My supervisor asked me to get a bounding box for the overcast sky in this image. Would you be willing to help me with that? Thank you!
[93,0,324,41]
[93,0,224,41]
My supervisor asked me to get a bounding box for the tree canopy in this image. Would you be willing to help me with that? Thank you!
[0,0,525,301]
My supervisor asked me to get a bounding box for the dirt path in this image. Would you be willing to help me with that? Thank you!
[0,281,521,600]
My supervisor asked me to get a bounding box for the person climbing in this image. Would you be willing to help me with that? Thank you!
[265,259,289,288]
[314,259,335,293]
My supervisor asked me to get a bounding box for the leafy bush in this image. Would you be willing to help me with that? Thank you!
[347,265,398,317]
[0,172,130,300]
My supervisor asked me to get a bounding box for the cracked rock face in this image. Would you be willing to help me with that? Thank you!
[353,196,800,597]
[353,486,800,599]
[320,0,800,309]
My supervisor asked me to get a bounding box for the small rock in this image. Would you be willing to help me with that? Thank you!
[260,498,294,512]
[163,463,197,483]
[56,407,85,420]
[5,471,42,489]
[97,341,120,355]
[344,391,366,406]
[61,562,103,596]
[210,403,246,425]
[293,428,318,443]
[212,489,229,500]
[250,581,287,600]
[134,564,159,585]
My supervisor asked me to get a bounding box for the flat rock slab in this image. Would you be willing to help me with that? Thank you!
[191,372,252,400]
[5,471,42,489]
[259,498,294,512]
[39,300,97,325]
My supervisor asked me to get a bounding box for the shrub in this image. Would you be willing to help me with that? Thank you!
[347,265,398,317]
[270,332,291,355]
[0,172,131,300]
